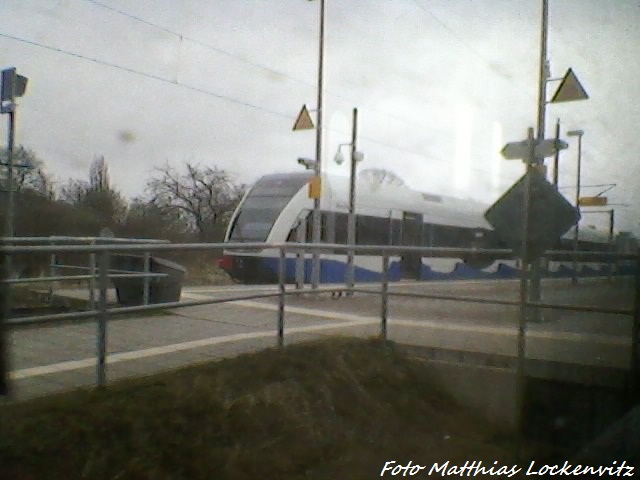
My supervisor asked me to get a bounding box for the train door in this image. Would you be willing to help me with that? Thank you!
[401,211,423,279]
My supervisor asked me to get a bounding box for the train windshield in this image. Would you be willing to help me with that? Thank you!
[228,173,311,242]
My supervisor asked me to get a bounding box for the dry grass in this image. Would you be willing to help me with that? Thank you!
[0,338,521,480]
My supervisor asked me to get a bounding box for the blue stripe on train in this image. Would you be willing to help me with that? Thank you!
[262,257,401,283]
[259,256,630,283]
[262,257,522,282]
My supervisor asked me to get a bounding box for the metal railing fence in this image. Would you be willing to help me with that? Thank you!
[1,239,638,415]
[2,236,171,309]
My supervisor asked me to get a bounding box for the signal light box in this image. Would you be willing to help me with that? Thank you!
[579,196,608,207]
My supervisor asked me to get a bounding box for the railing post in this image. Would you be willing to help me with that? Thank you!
[607,209,616,283]
[0,248,10,397]
[96,249,109,387]
[88,240,96,310]
[278,247,286,347]
[48,239,56,306]
[516,260,529,437]
[380,252,389,341]
[295,218,306,289]
[631,248,640,404]
[143,252,151,306]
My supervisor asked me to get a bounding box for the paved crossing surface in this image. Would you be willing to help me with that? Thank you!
[5,278,635,402]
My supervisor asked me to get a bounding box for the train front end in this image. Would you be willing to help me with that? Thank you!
[218,172,312,283]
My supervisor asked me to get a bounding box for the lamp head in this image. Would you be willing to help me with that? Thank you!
[567,130,584,137]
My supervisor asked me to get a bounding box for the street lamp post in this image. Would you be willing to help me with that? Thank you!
[567,129,584,285]
[334,108,362,294]
[310,0,325,289]
[1,67,28,397]
[536,0,549,144]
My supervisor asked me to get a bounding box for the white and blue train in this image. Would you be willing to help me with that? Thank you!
[218,171,627,283]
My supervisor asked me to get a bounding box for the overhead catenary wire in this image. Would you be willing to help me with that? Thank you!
[85,0,531,180]
[80,0,453,132]
[74,0,567,185]
[2,3,632,205]
[0,32,292,120]
[0,32,504,180]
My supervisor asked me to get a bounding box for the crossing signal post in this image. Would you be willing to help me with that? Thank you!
[489,125,581,441]
[1,68,29,238]
[1,67,29,396]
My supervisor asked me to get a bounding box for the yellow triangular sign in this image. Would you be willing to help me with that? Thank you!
[292,104,315,131]
[551,68,589,103]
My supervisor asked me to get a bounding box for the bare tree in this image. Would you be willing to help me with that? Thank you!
[60,156,127,228]
[0,145,54,197]
[89,155,110,191]
[121,197,190,242]
[146,162,245,241]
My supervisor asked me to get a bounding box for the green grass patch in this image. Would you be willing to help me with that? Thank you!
[1,338,518,479]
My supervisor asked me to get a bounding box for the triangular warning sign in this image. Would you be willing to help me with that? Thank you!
[292,104,314,131]
[551,68,589,103]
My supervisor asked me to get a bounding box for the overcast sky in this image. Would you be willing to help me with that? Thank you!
[1,0,639,234]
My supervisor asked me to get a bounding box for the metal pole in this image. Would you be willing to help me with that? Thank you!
[88,252,96,310]
[529,0,549,323]
[553,118,560,189]
[380,253,389,340]
[96,250,109,387]
[143,251,151,305]
[311,0,325,290]
[516,127,534,439]
[346,107,358,294]
[2,110,15,303]
[278,247,286,347]
[0,248,9,396]
[630,248,640,406]
[48,248,56,306]
[5,109,15,238]
[295,217,306,289]
[0,99,17,397]
[608,209,615,281]
[536,0,549,143]
[572,133,582,285]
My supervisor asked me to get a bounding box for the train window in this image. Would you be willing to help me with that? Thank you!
[304,212,394,246]
[286,229,295,242]
[390,218,402,246]
[421,193,443,203]
[323,211,336,243]
[431,225,473,248]
[423,223,434,247]
[287,212,309,242]
[301,211,337,244]
[303,211,327,243]
[228,174,311,242]
[250,173,312,197]
[334,213,348,244]
[229,196,291,241]
[431,225,450,247]
[357,215,391,245]
[401,212,423,246]
[243,196,289,210]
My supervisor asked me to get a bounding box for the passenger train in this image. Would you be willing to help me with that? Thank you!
[218,170,630,284]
